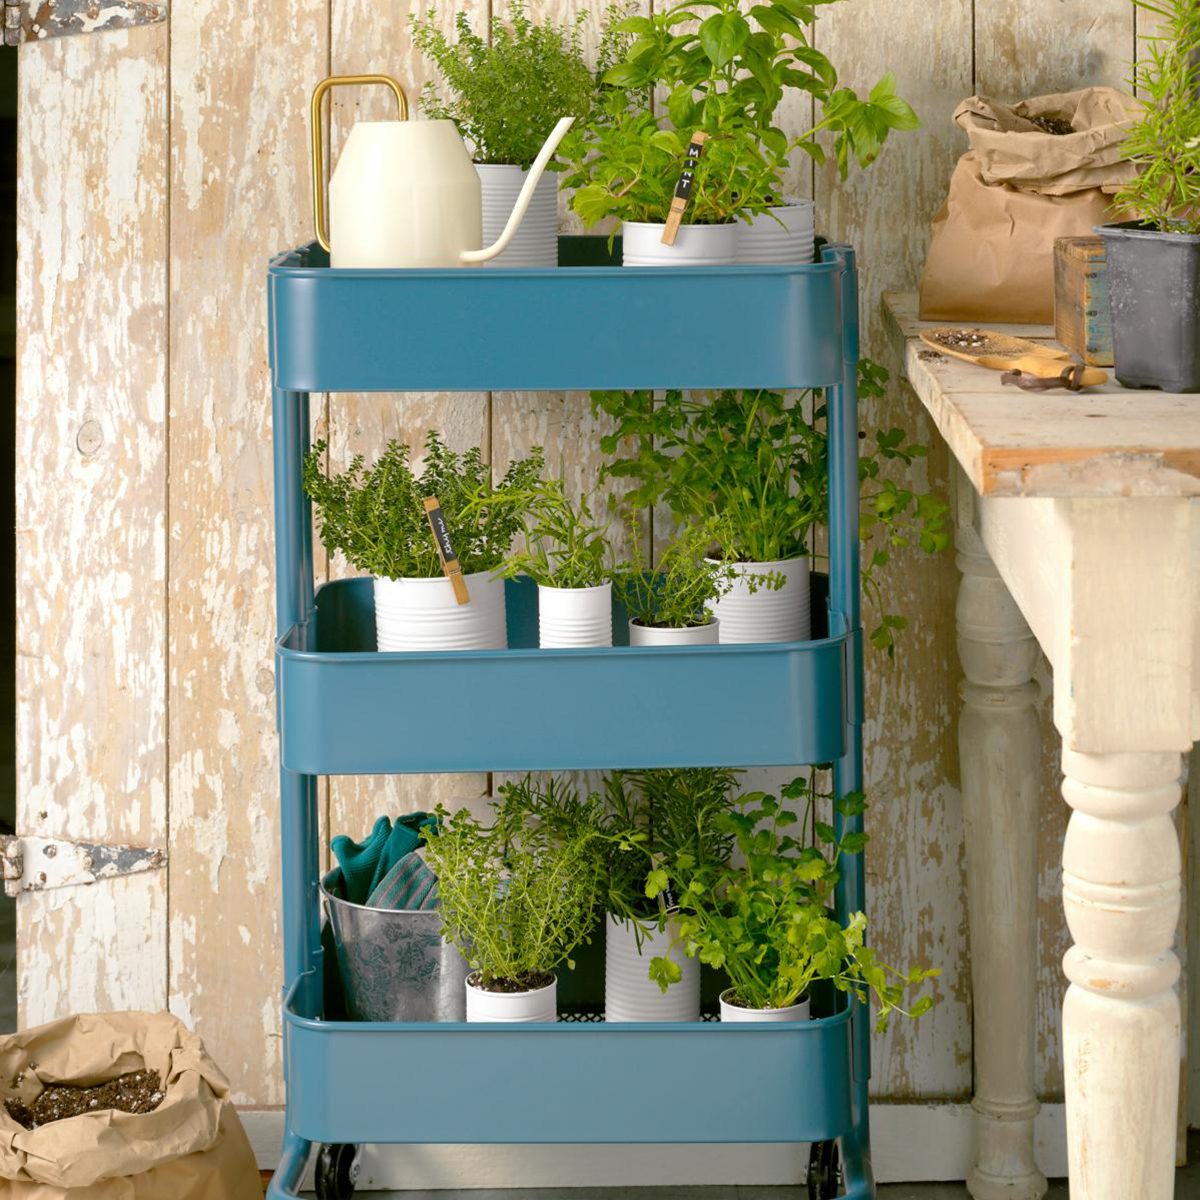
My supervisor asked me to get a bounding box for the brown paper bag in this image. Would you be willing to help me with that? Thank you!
[919,88,1140,324]
[0,1012,261,1200]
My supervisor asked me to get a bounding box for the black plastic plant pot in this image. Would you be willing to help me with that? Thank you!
[1097,221,1200,393]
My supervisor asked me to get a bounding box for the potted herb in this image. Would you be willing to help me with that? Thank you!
[423,777,606,1022]
[302,433,543,652]
[410,2,598,267]
[1098,0,1200,391]
[594,361,949,651]
[648,776,939,1024]
[615,518,775,646]
[503,480,615,648]
[601,768,738,1021]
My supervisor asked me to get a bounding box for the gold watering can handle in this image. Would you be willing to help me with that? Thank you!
[310,75,408,254]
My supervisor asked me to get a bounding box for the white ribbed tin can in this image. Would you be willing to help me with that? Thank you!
[373,572,507,653]
[711,558,810,644]
[477,164,558,268]
[719,988,810,1022]
[736,201,816,264]
[538,582,612,648]
[605,914,700,1022]
[621,222,738,267]
[628,619,719,647]
[466,973,557,1022]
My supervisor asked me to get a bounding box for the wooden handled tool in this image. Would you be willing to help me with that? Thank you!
[423,496,470,605]
[661,132,709,246]
[919,327,1108,390]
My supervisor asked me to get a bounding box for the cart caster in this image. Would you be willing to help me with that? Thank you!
[314,1142,360,1200]
[807,1139,841,1199]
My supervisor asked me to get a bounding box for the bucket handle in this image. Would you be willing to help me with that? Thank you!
[310,75,408,254]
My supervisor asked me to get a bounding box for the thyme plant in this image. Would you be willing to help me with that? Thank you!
[647,777,939,1026]
[411,2,598,168]
[302,433,544,580]
[423,778,608,990]
[1114,0,1200,233]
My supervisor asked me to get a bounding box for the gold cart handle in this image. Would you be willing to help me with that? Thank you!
[310,75,408,254]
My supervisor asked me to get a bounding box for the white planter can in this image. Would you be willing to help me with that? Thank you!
[736,201,815,265]
[719,988,810,1022]
[605,914,700,1022]
[628,618,719,647]
[711,557,810,644]
[538,582,612,649]
[374,572,507,653]
[477,164,558,268]
[466,972,557,1023]
[622,222,738,267]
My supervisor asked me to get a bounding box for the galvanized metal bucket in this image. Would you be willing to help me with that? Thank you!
[321,870,469,1022]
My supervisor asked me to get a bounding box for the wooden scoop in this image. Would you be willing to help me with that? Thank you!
[920,327,1108,389]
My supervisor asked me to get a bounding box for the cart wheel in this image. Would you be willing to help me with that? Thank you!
[314,1143,360,1200]
[806,1139,841,1199]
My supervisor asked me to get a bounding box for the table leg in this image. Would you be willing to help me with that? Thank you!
[1061,747,1182,1200]
[956,525,1047,1200]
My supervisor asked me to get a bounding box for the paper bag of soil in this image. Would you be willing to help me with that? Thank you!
[0,1012,261,1199]
[919,88,1141,323]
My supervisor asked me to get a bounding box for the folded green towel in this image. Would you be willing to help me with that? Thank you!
[366,849,440,910]
[331,812,433,905]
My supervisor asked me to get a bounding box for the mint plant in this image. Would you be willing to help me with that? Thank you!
[302,433,544,580]
[411,2,598,168]
[646,776,939,1027]
[1115,0,1200,233]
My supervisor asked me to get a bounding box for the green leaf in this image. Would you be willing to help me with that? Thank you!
[645,867,671,899]
[699,11,751,68]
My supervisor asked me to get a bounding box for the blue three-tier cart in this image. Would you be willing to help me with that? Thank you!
[266,240,871,1198]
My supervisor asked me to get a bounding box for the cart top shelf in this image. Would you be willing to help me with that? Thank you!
[268,240,853,395]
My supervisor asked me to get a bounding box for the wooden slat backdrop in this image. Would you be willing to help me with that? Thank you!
[14,0,1158,1110]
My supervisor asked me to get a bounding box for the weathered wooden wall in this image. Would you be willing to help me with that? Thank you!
[13,0,1158,1118]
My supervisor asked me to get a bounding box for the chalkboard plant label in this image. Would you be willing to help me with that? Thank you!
[1098,0,1200,392]
[302,432,543,652]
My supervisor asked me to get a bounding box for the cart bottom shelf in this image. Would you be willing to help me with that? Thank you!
[282,969,856,1146]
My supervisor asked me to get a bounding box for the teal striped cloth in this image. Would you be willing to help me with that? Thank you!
[331,811,434,904]
[366,849,440,910]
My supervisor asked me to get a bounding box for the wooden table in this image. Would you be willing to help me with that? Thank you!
[885,293,1199,1200]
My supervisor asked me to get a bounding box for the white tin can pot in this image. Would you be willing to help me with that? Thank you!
[628,619,719,647]
[711,558,810,644]
[477,165,558,268]
[605,913,700,1022]
[374,572,507,653]
[538,582,612,648]
[622,222,738,267]
[719,988,810,1022]
[466,972,557,1023]
[736,201,815,265]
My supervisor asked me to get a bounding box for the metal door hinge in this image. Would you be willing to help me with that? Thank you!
[0,835,166,896]
[5,1,167,46]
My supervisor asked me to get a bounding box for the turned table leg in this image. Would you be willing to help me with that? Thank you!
[956,526,1047,1200]
[1061,748,1182,1200]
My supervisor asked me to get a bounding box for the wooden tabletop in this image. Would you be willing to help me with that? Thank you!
[883,292,1200,498]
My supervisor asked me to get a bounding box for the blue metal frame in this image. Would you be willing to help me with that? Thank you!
[266,243,870,1198]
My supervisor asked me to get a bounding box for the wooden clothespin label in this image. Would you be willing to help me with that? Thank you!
[423,496,470,605]
[662,132,709,247]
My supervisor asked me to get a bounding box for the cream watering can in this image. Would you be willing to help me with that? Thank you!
[311,75,575,269]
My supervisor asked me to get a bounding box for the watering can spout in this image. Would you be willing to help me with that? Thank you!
[460,117,576,265]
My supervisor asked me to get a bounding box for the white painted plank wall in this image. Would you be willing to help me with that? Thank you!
[12,0,1178,1148]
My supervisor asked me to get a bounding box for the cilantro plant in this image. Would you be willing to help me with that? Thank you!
[593,360,950,653]
[1115,0,1200,234]
[423,777,608,990]
[302,433,544,580]
[646,776,939,1026]
[501,479,614,589]
[410,2,598,168]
